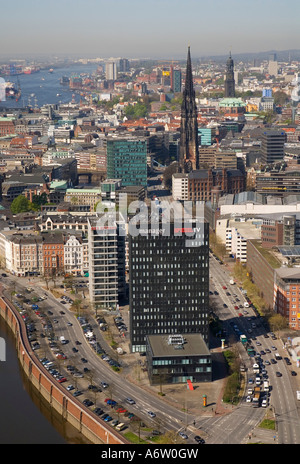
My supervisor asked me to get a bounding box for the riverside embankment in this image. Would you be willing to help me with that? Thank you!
[0,294,129,445]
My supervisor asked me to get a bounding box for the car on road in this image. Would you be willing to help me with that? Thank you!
[75,340,81,345]
[73,390,83,397]
[72,347,78,353]
[81,357,88,363]
[276,371,282,377]
[148,411,156,418]
[261,398,268,408]
[178,431,188,439]
[291,371,297,376]
[194,435,205,444]
[126,398,136,405]
[67,322,73,326]
[101,382,109,389]
[246,396,252,403]
[67,385,74,391]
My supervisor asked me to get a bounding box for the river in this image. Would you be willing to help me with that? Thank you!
[0,316,91,444]
[0,62,99,444]
[0,63,99,109]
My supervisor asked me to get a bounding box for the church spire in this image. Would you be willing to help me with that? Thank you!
[179,46,199,173]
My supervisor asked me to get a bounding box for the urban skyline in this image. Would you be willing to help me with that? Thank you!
[1,0,300,59]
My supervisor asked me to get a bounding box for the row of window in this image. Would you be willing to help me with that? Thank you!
[153,358,210,366]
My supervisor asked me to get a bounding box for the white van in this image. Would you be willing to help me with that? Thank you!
[115,422,126,431]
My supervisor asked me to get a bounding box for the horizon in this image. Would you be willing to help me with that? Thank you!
[0,0,299,60]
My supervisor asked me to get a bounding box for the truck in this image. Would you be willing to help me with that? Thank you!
[253,363,260,374]
[252,386,261,407]
[263,380,270,392]
[247,347,256,357]
[240,334,247,345]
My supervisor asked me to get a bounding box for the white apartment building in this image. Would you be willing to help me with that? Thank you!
[172,173,189,201]
[88,214,126,310]
[64,235,84,276]
[105,61,117,81]
[217,217,262,262]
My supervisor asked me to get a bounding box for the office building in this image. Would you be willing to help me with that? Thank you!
[119,58,130,73]
[106,136,148,188]
[129,219,210,353]
[256,169,300,197]
[260,130,286,165]
[171,67,182,93]
[146,333,212,385]
[88,215,126,310]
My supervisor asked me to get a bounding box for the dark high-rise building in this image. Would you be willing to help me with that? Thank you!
[260,129,286,165]
[224,52,235,98]
[129,220,210,353]
[179,47,199,173]
[171,67,182,93]
[119,58,130,73]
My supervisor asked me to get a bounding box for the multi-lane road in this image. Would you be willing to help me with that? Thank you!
[206,253,300,444]
[3,244,300,443]
[2,275,198,443]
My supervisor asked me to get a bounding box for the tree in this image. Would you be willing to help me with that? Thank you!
[31,192,48,209]
[163,162,179,190]
[10,195,32,214]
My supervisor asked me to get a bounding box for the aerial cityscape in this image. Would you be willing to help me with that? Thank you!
[1,0,300,450]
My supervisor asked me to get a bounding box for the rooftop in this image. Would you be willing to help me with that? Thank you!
[147,333,210,358]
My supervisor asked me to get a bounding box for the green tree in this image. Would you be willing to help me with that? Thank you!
[124,101,149,120]
[10,195,32,214]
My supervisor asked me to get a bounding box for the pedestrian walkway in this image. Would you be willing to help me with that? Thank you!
[243,427,278,444]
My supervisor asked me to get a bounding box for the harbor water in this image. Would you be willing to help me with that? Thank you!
[0,63,99,109]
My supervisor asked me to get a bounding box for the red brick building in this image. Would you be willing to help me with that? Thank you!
[42,232,65,276]
[188,168,245,202]
[0,117,15,136]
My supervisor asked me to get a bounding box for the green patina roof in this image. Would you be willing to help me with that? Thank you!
[50,180,68,190]
[219,98,246,107]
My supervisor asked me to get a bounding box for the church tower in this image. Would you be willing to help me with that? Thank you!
[224,52,235,98]
[179,46,199,173]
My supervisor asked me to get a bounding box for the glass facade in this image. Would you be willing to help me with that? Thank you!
[106,138,148,188]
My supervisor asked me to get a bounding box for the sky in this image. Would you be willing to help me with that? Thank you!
[1,0,300,60]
